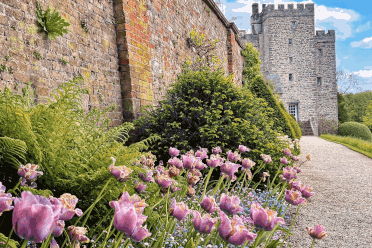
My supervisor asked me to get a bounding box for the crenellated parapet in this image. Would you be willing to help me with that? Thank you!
[315,30,336,43]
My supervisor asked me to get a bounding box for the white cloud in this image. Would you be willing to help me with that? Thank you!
[356,21,371,33]
[343,56,348,59]
[350,37,372,48]
[353,70,372,78]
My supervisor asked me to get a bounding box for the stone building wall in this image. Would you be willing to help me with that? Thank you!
[0,0,123,125]
[115,0,245,122]
[240,3,338,136]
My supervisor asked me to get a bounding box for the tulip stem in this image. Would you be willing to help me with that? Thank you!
[212,175,224,195]
[252,230,264,248]
[238,172,247,195]
[279,204,302,248]
[20,239,28,248]
[310,237,316,248]
[7,180,21,196]
[231,172,245,191]
[200,167,214,203]
[4,227,13,248]
[272,182,287,208]
[113,232,124,248]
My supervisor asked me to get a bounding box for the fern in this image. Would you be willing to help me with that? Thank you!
[0,137,27,168]
[35,1,70,40]
[0,233,19,248]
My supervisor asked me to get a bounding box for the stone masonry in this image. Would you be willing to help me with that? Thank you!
[240,3,338,136]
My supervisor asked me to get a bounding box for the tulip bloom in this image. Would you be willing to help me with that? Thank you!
[68,226,90,247]
[17,163,43,186]
[109,157,133,182]
[291,155,300,162]
[188,185,195,196]
[280,157,291,165]
[134,182,147,194]
[280,168,297,182]
[220,162,240,182]
[169,198,189,221]
[282,148,292,156]
[181,155,197,170]
[218,211,257,245]
[0,182,14,216]
[219,193,243,215]
[241,158,256,170]
[139,170,155,183]
[195,148,209,160]
[306,224,328,239]
[167,157,183,169]
[285,190,307,206]
[168,166,180,178]
[58,193,83,221]
[206,154,224,168]
[288,181,303,192]
[187,172,200,186]
[156,174,173,189]
[194,160,207,171]
[212,146,222,154]
[293,165,301,173]
[262,172,270,182]
[12,191,62,243]
[238,145,250,153]
[306,154,312,161]
[192,211,217,235]
[200,195,219,213]
[112,192,148,215]
[227,150,241,163]
[300,185,315,198]
[260,154,272,164]
[169,147,180,157]
[250,202,285,231]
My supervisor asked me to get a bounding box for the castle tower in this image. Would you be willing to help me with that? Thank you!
[241,3,338,136]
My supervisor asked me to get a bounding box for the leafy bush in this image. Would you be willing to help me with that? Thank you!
[362,99,372,132]
[127,66,298,188]
[338,121,372,141]
[338,92,350,124]
[0,76,162,238]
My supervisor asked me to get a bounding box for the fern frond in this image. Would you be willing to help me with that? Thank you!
[0,137,27,168]
[0,232,19,248]
[128,134,162,152]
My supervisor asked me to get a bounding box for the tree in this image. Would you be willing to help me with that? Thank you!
[362,100,372,130]
[336,67,363,95]
[337,92,350,124]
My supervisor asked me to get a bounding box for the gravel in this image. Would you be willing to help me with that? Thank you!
[280,136,372,248]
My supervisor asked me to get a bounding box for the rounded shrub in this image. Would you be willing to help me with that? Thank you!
[128,67,299,188]
[338,121,372,141]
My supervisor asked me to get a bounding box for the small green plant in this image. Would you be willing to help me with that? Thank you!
[0,64,7,72]
[81,19,89,33]
[11,26,16,30]
[60,57,69,65]
[34,52,42,60]
[8,66,13,74]
[35,1,70,40]
[5,55,10,61]
[206,7,211,15]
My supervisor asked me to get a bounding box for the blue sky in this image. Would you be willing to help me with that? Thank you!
[215,0,372,94]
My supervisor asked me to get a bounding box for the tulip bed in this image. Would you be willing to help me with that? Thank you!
[0,133,329,248]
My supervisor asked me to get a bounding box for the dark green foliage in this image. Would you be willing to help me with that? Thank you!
[286,110,302,140]
[338,121,372,141]
[363,100,372,132]
[35,1,70,40]
[241,42,261,87]
[34,52,42,60]
[343,91,372,123]
[244,75,297,140]
[338,92,350,124]
[128,67,298,188]
[0,232,19,248]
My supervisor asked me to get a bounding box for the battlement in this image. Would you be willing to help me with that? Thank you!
[316,30,335,37]
[251,3,314,23]
[315,30,336,42]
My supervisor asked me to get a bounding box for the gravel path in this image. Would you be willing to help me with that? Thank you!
[281,136,372,248]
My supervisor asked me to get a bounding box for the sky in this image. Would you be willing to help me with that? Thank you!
[214,0,372,94]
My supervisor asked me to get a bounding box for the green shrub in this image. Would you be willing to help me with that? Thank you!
[338,92,350,124]
[338,121,372,141]
[128,66,298,188]
[362,99,372,132]
[286,111,302,140]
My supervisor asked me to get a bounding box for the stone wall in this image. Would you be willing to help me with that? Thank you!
[115,0,245,122]
[0,0,246,125]
[0,0,123,125]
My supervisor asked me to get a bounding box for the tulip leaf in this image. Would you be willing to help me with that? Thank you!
[255,230,272,246]
[0,233,19,248]
[266,239,281,248]
[185,238,195,248]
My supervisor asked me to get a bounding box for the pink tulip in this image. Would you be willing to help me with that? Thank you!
[154,165,165,176]
[0,182,14,216]
[195,147,209,160]
[219,193,243,215]
[284,190,307,206]
[241,158,256,170]
[293,165,301,173]
[181,155,197,170]
[12,191,62,243]
[260,154,272,164]
[282,148,292,156]
[169,198,189,221]
[212,146,222,154]
[187,172,200,186]
[58,193,83,221]
[167,157,183,169]
[291,155,300,161]
[200,195,219,213]
[109,157,133,182]
[280,167,297,182]
[280,157,291,165]
[68,226,90,247]
[206,154,224,168]
[51,220,65,237]
[169,147,180,157]
[306,224,328,239]
[139,170,155,183]
[50,238,59,248]
[131,225,151,242]
[220,162,240,182]
[192,211,217,234]
[17,163,43,186]
[134,182,147,194]
[170,184,181,193]
[300,185,315,198]
[194,159,207,170]
[111,192,148,215]
[262,172,270,182]
[156,174,173,189]
[238,145,250,153]
[227,150,242,163]
[218,211,257,245]
[250,202,285,231]
[288,181,303,192]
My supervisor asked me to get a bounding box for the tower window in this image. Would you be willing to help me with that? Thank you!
[289,57,293,63]
[317,77,322,86]
[289,74,293,81]
[292,22,296,28]
[318,49,322,56]
[289,39,292,44]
